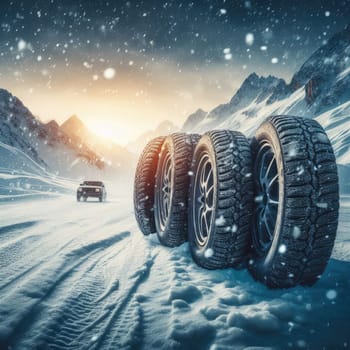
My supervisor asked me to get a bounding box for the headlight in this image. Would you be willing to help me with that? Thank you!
[95,188,100,192]
[78,188,83,192]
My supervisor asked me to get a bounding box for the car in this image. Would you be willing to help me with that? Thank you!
[77,181,107,202]
[133,116,339,289]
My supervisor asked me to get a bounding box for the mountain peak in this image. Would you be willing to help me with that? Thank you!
[0,88,12,98]
[46,120,60,130]
[61,115,86,136]
[182,108,207,131]
[291,24,350,89]
[62,114,83,128]
[245,72,259,82]
[240,72,282,89]
[228,72,288,106]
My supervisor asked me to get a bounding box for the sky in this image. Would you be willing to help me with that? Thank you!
[0,0,349,145]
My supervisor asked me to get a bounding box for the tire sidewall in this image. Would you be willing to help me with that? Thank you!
[250,121,286,277]
[155,137,175,242]
[133,136,165,235]
[188,135,218,260]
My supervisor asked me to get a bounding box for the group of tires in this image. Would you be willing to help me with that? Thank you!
[133,115,339,288]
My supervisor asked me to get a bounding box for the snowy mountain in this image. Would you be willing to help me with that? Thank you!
[0,89,134,179]
[0,89,45,167]
[182,25,350,191]
[182,108,208,132]
[127,120,179,153]
[181,73,290,133]
[61,115,136,170]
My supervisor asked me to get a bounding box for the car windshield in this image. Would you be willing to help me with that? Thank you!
[83,181,103,186]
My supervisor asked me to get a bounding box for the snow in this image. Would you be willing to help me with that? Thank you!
[215,215,226,226]
[103,67,116,79]
[0,164,349,348]
[184,65,350,193]
[204,248,214,258]
[278,244,287,254]
[326,289,337,300]
[245,33,254,46]
[17,39,27,51]
[292,226,301,239]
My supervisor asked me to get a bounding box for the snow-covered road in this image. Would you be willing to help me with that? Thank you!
[0,193,349,349]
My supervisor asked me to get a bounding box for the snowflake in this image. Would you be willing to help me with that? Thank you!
[326,289,337,300]
[215,215,226,226]
[278,244,287,254]
[316,202,328,209]
[204,248,214,258]
[103,67,116,79]
[17,39,27,51]
[292,226,301,239]
[245,33,254,46]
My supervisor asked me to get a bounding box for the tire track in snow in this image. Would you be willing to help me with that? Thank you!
[0,231,131,349]
[0,220,39,235]
[28,233,154,350]
[139,242,217,350]
[0,212,132,292]
[90,252,157,350]
[126,239,197,350]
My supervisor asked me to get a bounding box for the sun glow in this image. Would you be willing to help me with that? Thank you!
[88,122,115,141]
[86,120,139,146]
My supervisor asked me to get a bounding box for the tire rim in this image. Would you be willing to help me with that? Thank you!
[253,140,279,252]
[157,149,172,231]
[193,152,214,246]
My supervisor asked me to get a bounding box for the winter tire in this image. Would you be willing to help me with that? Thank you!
[188,130,254,269]
[249,115,339,288]
[134,136,165,235]
[155,133,200,247]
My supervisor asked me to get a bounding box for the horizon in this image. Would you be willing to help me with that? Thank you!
[1,0,350,145]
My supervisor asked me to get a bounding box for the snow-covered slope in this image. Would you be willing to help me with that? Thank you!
[184,72,290,133]
[61,115,136,169]
[184,27,350,161]
[0,89,134,179]
[182,25,350,191]
[0,193,349,349]
[0,141,77,200]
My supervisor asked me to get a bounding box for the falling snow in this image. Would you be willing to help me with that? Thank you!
[292,226,301,239]
[204,248,214,258]
[215,215,226,226]
[278,244,287,254]
[326,289,337,300]
[245,33,255,46]
[103,68,116,79]
[316,202,328,209]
